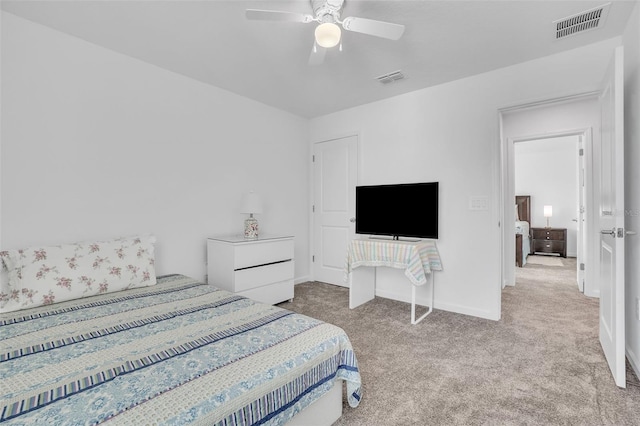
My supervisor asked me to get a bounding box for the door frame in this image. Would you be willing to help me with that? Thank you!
[497,92,600,295]
[577,134,587,292]
[502,129,593,289]
[310,132,360,282]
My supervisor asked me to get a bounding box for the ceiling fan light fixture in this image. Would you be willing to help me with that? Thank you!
[315,22,341,48]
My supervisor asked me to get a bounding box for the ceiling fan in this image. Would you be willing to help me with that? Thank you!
[246,0,405,65]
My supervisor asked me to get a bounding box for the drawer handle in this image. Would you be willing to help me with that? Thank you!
[546,244,551,248]
[234,259,292,271]
[546,237,550,240]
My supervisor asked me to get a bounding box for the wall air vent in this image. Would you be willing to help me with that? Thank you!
[376,70,405,85]
[553,3,610,39]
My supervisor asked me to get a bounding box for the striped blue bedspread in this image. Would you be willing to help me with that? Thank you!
[0,275,361,425]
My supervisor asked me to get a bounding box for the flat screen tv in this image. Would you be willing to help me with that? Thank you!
[355,182,438,239]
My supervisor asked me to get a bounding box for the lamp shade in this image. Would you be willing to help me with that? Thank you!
[315,23,341,48]
[543,205,553,218]
[240,191,263,214]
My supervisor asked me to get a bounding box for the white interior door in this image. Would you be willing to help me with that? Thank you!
[313,135,358,287]
[598,46,625,388]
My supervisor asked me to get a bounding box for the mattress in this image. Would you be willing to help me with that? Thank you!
[0,274,361,425]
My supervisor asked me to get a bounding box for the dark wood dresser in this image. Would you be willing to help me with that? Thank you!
[531,227,567,257]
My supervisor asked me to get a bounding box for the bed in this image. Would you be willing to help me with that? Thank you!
[515,195,532,267]
[0,237,361,425]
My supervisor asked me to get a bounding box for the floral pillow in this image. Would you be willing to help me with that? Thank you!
[0,235,157,313]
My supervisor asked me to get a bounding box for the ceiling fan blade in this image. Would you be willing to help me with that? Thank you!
[341,16,405,40]
[245,9,311,23]
[309,42,326,66]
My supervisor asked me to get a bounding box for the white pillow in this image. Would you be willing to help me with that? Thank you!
[0,235,156,313]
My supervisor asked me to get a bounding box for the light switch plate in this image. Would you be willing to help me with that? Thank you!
[469,196,489,211]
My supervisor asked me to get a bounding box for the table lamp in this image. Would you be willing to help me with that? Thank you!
[240,191,263,239]
[544,205,553,228]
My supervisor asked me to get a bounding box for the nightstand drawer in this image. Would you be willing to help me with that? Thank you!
[532,229,564,240]
[207,235,295,305]
[534,240,565,254]
[531,227,567,257]
[237,279,294,305]
[234,260,294,292]
[234,239,293,270]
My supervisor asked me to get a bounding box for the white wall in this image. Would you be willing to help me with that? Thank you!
[623,0,640,381]
[514,136,579,257]
[310,38,620,321]
[0,12,311,283]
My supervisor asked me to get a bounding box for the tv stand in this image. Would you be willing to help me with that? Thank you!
[345,239,442,324]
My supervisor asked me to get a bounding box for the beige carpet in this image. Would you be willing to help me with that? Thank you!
[526,254,564,266]
[278,256,640,425]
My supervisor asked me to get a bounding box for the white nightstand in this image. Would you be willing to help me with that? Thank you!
[206,234,294,305]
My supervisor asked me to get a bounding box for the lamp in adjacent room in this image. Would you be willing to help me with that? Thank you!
[544,205,553,228]
[240,191,263,239]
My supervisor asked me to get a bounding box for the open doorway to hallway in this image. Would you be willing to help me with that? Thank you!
[500,47,630,389]
[499,94,600,298]
[515,135,580,289]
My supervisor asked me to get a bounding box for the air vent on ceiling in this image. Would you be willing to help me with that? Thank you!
[553,3,610,40]
[376,70,405,85]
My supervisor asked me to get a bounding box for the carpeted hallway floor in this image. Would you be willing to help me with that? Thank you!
[278,255,640,425]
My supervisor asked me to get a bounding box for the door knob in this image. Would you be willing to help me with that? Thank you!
[600,228,616,236]
[600,228,636,237]
[350,217,356,223]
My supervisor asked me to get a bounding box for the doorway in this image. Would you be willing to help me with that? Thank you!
[312,134,358,287]
[499,95,600,297]
[499,48,627,389]
[513,135,582,288]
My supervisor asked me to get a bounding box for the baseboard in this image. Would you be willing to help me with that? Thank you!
[374,288,500,321]
[294,276,311,285]
[584,288,600,298]
[627,346,640,381]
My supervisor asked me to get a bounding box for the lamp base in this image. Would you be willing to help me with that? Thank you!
[244,216,259,239]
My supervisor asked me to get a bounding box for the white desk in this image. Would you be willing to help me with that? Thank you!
[345,239,442,324]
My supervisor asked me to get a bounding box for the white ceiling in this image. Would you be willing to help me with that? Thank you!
[1,0,635,118]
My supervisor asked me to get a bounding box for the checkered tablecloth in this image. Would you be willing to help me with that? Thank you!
[345,239,442,286]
